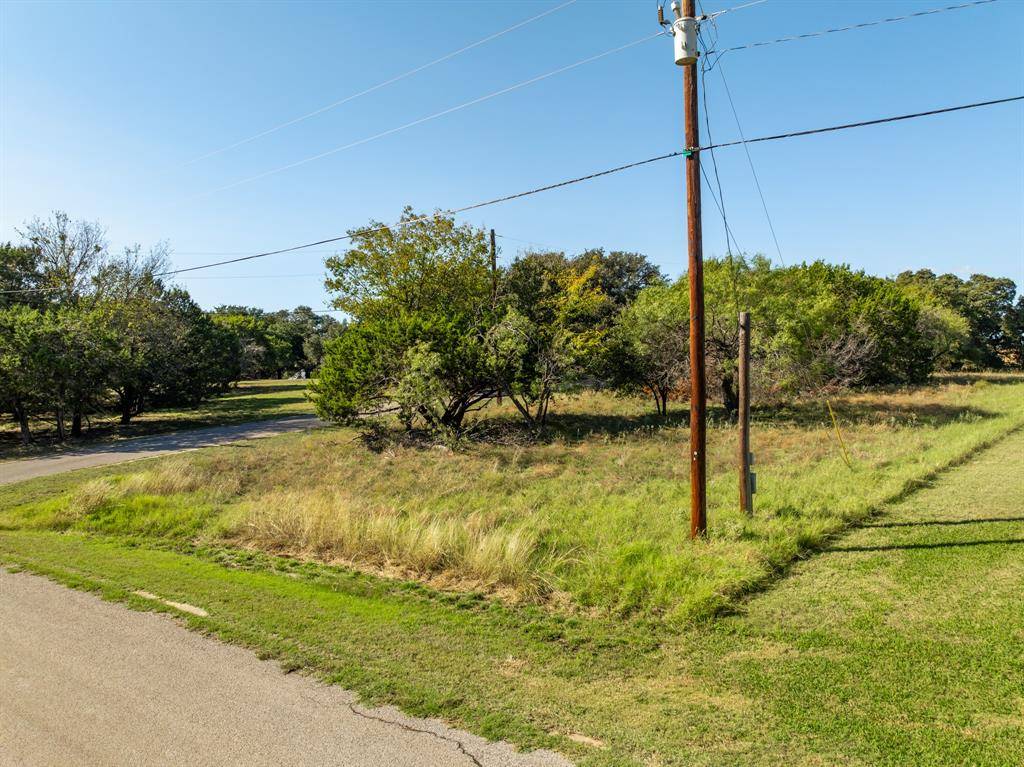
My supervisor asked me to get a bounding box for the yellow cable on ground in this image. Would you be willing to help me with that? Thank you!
[826,399,853,469]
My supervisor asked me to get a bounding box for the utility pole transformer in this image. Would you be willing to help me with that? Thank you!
[667,0,707,538]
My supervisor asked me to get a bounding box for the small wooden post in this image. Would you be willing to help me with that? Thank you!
[738,311,752,515]
[489,228,498,306]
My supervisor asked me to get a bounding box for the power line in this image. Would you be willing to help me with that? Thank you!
[696,17,740,259]
[183,0,578,166]
[175,273,324,280]
[192,30,666,200]
[138,94,1024,278]
[160,148,686,277]
[702,0,768,20]
[6,93,1017,288]
[172,251,339,256]
[697,96,1023,153]
[715,58,785,266]
[706,0,999,55]
[494,233,566,252]
[699,162,744,256]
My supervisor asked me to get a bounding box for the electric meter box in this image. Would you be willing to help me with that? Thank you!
[673,17,699,65]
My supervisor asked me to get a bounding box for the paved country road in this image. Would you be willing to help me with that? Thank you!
[0,570,570,767]
[0,416,326,487]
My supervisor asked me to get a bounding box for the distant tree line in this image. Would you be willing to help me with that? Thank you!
[0,212,339,443]
[311,209,1024,433]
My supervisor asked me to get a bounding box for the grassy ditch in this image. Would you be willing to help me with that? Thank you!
[3,377,1023,624]
[3,423,1024,765]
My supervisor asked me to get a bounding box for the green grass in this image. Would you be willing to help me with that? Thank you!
[2,379,1023,625]
[2,423,1023,765]
[0,379,312,460]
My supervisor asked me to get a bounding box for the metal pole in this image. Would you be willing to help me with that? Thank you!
[738,311,752,515]
[682,0,707,538]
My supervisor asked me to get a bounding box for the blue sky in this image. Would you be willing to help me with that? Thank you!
[2,0,1021,312]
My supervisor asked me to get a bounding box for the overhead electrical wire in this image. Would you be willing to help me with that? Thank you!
[714,58,785,266]
[165,95,1022,277]
[705,0,999,55]
[5,93,1018,291]
[183,0,578,165]
[160,147,685,276]
[701,0,769,20]
[494,233,563,252]
[697,96,1023,152]
[174,273,324,280]
[191,30,667,200]
[696,15,741,260]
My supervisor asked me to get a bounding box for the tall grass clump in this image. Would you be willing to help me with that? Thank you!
[234,489,546,597]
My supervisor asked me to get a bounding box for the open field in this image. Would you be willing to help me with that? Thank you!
[2,418,1023,765]
[2,377,1023,625]
[0,380,313,460]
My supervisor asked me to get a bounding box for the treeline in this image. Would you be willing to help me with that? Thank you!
[0,212,338,443]
[311,209,1024,432]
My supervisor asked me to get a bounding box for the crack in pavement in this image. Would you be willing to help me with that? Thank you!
[297,692,485,767]
[344,703,485,767]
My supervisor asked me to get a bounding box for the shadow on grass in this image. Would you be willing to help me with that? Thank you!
[219,383,308,399]
[713,421,1024,622]
[829,538,1024,553]
[467,398,995,446]
[863,516,1024,529]
[753,400,995,429]
[932,372,1024,386]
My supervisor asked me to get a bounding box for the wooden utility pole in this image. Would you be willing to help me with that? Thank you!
[489,228,498,306]
[738,311,752,515]
[678,0,707,538]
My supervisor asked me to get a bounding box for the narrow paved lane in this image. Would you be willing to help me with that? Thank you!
[0,570,570,767]
[0,416,325,486]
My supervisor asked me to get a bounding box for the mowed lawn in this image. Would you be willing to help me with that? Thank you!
[1,397,1022,765]
[0,379,313,460]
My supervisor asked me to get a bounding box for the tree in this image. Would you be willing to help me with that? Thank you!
[101,250,239,423]
[267,305,340,374]
[46,306,119,438]
[1002,295,1024,368]
[0,305,49,443]
[895,270,1018,369]
[0,243,43,309]
[211,309,291,379]
[312,209,497,432]
[604,283,688,415]
[153,290,241,405]
[18,212,106,305]
[572,249,664,309]
[700,257,934,412]
[490,257,609,426]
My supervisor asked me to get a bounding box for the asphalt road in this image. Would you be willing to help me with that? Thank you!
[0,570,570,767]
[0,416,326,486]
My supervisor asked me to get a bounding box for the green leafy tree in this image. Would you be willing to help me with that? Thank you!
[895,270,1018,368]
[18,211,107,305]
[490,258,609,426]
[312,209,497,432]
[604,282,689,415]
[571,249,664,310]
[0,243,43,309]
[0,305,50,443]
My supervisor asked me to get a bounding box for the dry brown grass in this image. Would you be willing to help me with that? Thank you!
[236,488,548,595]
